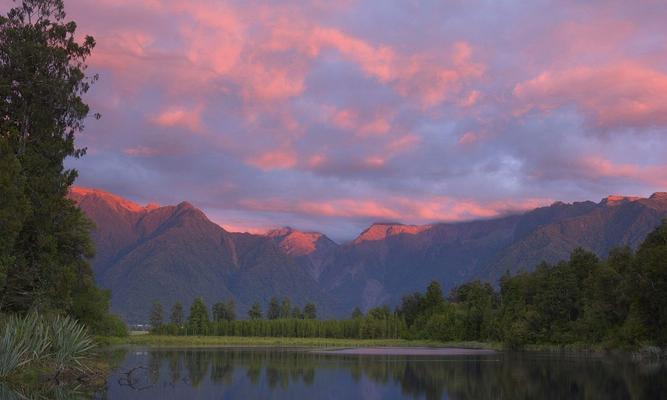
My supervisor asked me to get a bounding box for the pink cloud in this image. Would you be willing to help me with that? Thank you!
[330,108,391,136]
[246,149,298,171]
[239,195,550,224]
[458,131,479,146]
[150,106,205,133]
[577,156,667,186]
[514,63,667,130]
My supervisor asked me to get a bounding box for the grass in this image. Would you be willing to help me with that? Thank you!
[98,334,503,350]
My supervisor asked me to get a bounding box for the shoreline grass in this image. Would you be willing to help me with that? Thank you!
[97,335,666,360]
[98,334,503,350]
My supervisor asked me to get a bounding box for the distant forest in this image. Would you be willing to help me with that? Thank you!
[152,219,667,348]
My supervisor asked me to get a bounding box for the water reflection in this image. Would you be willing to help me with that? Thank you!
[87,347,667,399]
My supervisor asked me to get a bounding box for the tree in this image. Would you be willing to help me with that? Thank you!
[188,298,209,334]
[397,292,424,327]
[149,301,163,330]
[248,302,262,320]
[367,305,391,319]
[170,302,184,326]
[424,281,445,310]
[212,300,236,322]
[304,303,317,319]
[226,299,236,321]
[634,219,667,345]
[291,305,303,319]
[280,297,291,319]
[449,281,498,340]
[267,297,280,320]
[0,0,113,330]
[212,302,227,322]
[351,307,363,319]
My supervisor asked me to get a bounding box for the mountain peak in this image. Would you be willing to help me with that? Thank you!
[266,227,335,256]
[176,201,195,210]
[266,226,296,238]
[650,192,667,201]
[69,186,154,213]
[354,222,431,244]
[600,195,641,206]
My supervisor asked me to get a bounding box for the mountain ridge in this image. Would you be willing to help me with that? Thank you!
[69,187,667,322]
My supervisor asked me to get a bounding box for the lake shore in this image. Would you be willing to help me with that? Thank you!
[97,335,666,360]
[98,335,503,350]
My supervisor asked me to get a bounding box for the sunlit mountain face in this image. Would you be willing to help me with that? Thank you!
[71,187,667,323]
[47,0,667,241]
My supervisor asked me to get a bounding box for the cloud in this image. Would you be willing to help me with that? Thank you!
[246,149,298,171]
[514,63,667,131]
[43,0,667,239]
[239,195,550,224]
[150,106,205,133]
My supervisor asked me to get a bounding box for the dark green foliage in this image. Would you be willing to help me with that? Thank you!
[0,0,124,335]
[149,301,163,330]
[93,313,128,337]
[155,315,406,340]
[290,306,303,319]
[279,298,291,319]
[212,300,236,322]
[187,298,209,335]
[303,303,316,320]
[366,305,391,320]
[449,281,498,340]
[633,219,667,345]
[267,298,280,320]
[170,302,184,326]
[351,307,363,319]
[248,302,262,320]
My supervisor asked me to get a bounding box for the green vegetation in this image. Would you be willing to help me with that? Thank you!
[154,296,405,339]
[398,219,667,349]
[150,220,667,351]
[0,314,95,379]
[104,334,498,349]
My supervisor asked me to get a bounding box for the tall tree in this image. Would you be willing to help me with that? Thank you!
[248,301,262,320]
[267,297,280,320]
[280,297,291,319]
[291,305,303,319]
[0,0,109,324]
[212,302,227,322]
[226,299,236,322]
[304,303,317,320]
[187,297,209,334]
[170,302,184,326]
[149,301,163,330]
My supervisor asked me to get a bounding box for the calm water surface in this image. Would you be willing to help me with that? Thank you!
[76,346,667,400]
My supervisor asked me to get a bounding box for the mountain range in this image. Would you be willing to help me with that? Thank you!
[69,187,667,323]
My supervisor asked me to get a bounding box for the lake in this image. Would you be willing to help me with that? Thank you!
[5,346,666,399]
[98,346,667,399]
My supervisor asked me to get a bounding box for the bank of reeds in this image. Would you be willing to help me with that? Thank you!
[0,313,95,379]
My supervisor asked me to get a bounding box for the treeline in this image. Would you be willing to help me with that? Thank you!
[149,297,405,339]
[399,219,667,348]
[150,220,667,347]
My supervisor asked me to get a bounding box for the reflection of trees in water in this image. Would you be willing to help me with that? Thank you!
[138,350,666,399]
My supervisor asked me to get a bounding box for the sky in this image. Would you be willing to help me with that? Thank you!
[12,0,667,240]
